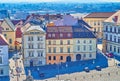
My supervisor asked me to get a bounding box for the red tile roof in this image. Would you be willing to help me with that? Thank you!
[84,12,115,18]
[0,34,8,45]
[16,27,22,38]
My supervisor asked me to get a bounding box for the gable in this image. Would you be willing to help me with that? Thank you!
[1,20,13,31]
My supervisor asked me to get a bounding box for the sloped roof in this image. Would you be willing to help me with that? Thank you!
[84,12,115,18]
[105,10,120,23]
[58,26,72,32]
[16,27,22,38]
[5,18,15,31]
[47,26,59,32]
[72,20,96,38]
[0,34,8,45]
[26,25,45,32]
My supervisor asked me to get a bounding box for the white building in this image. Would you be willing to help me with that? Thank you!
[73,20,97,60]
[23,25,46,67]
[0,34,9,76]
[103,10,120,55]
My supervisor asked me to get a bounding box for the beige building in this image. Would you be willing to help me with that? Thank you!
[1,18,16,50]
[84,12,115,39]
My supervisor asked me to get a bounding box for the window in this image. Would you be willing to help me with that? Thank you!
[114,36,116,42]
[83,40,86,44]
[110,27,112,32]
[53,56,56,60]
[48,56,51,60]
[67,40,70,45]
[105,34,108,40]
[28,44,34,49]
[77,46,80,51]
[60,56,63,60]
[83,45,86,51]
[48,41,51,45]
[48,47,51,53]
[118,28,120,34]
[67,33,71,37]
[60,40,63,45]
[28,36,33,41]
[67,47,70,53]
[28,51,34,57]
[106,26,108,32]
[89,40,92,43]
[118,37,120,43]
[118,47,120,53]
[83,54,86,58]
[6,28,9,30]
[114,46,116,52]
[53,40,56,45]
[38,43,43,49]
[38,51,43,57]
[4,34,7,37]
[60,47,63,53]
[89,54,92,57]
[114,27,116,33]
[53,47,56,53]
[38,36,43,41]
[60,33,63,37]
[9,39,12,44]
[0,69,3,75]
[110,35,112,41]
[52,34,55,37]
[89,45,92,51]
[77,40,80,43]
[48,34,51,37]
[110,45,112,51]
[98,22,100,25]
[0,57,2,64]
[94,22,96,26]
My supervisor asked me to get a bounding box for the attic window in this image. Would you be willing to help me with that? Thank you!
[6,28,9,30]
[68,33,71,37]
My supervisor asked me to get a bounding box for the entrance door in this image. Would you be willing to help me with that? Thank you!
[66,56,71,62]
[30,60,33,67]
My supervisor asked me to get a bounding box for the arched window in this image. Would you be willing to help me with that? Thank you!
[0,57,2,64]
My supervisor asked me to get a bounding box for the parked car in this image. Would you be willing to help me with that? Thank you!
[39,73,45,77]
[84,67,90,72]
[105,53,114,58]
[95,66,101,71]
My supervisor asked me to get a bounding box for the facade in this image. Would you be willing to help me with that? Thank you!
[103,11,120,55]
[46,26,74,64]
[23,25,46,67]
[1,18,16,50]
[73,20,97,60]
[0,34,9,76]
[84,12,115,39]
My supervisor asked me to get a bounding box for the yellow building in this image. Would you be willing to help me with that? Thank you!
[1,18,15,50]
[84,12,115,39]
[46,26,74,64]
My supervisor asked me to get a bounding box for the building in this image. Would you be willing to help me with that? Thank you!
[84,12,115,39]
[46,26,73,64]
[103,10,120,55]
[73,20,97,60]
[0,34,9,76]
[23,25,46,67]
[1,18,16,50]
